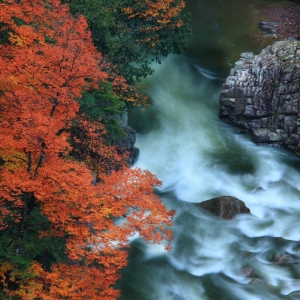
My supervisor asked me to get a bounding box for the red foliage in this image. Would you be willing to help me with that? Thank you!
[0,0,174,298]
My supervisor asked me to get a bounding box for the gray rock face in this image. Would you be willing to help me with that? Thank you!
[219,40,300,155]
[199,196,251,219]
[113,126,140,165]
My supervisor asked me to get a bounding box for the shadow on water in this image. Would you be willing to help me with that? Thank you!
[184,0,264,76]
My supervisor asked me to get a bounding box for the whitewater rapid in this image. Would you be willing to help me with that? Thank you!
[118,0,300,298]
[118,55,300,300]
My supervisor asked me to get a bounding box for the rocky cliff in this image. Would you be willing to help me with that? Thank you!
[113,125,140,165]
[113,110,140,165]
[219,40,300,155]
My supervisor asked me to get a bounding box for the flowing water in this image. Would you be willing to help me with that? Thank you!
[118,0,300,299]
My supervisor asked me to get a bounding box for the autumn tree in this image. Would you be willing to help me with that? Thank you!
[65,0,191,84]
[64,0,191,143]
[0,0,173,299]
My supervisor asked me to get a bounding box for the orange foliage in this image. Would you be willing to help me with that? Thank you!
[121,0,186,48]
[70,115,127,176]
[0,261,45,299]
[0,0,173,298]
[112,76,151,107]
[123,0,185,30]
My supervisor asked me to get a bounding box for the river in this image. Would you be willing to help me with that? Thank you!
[117,0,300,299]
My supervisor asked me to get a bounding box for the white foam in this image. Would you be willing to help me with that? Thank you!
[129,55,300,299]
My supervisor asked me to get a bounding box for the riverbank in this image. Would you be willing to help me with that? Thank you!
[253,0,300,41]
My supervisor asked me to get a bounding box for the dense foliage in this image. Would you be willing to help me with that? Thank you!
[65,0,191,83]
[0,0,189,298]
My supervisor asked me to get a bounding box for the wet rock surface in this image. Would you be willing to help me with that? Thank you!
[113,126,140,165]
[259,21,281,35]
[241,267,254,277]
[219,40,300,155]
[199,196,251,219]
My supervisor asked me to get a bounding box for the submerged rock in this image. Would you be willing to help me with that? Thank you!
[241,267,254,277]
[199,196,251,219]
[253,187,265,194]
[219,40,300,155]
[259,21,281,35]
[274,254,291,264]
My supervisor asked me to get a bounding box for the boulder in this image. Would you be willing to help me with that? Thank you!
[199,196,251,219]
[219,40,300,155]
[259,21,281,35]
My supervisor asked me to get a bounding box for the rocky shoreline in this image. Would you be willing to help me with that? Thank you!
[246,0,299,46]
[259,1,300,41]
[219,40,300,154]
[219,0,300,156]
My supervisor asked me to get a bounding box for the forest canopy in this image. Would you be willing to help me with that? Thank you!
[65,0,191,83]
[0,0,189,298]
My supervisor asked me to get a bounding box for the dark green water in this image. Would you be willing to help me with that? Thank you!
[118,1,300,299]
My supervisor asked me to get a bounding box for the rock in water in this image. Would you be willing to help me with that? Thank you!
[199,196,250,219]
[219,40,300,155]
[241,267,254,277]
[259,21,281,34]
